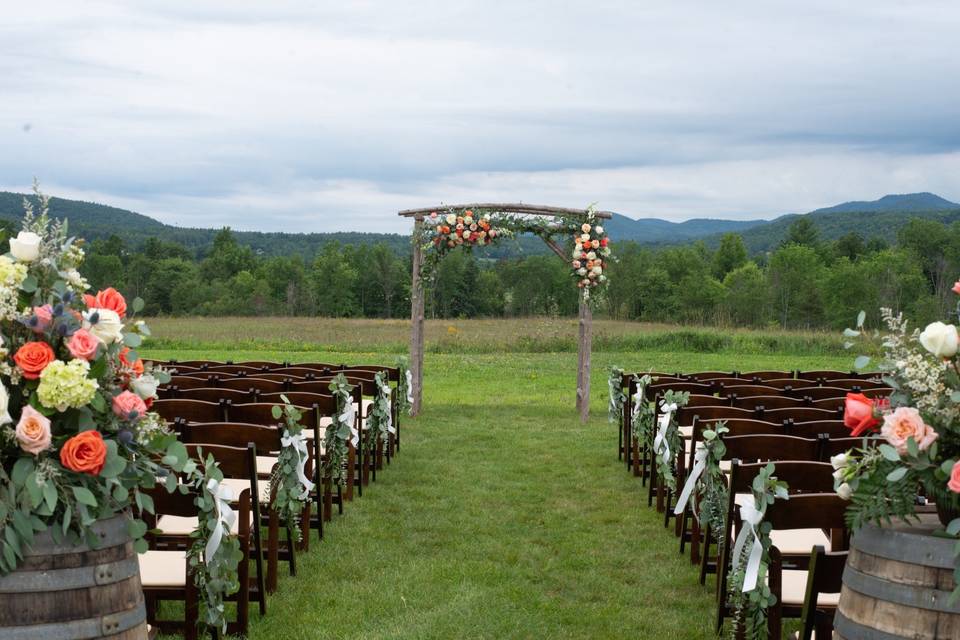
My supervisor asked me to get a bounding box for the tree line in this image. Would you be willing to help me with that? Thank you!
[74,216,960,329]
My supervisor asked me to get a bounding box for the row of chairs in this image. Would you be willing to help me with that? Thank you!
[138,359,404,639]
[613,368,889,638]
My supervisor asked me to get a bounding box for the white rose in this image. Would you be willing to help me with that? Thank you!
[445,214,457,225]
[577,268,587,276]
[0,382,11,425]
[599,274,607,282]
[131,374,160,400]
[595,225,604,234]
[573,250,582,260]
[587,251,597,260]
[919,321,959,358]
[830,453,848,470]
[9,231,41,262]
[592,266,603,275]
[832,468,845,481]
[464,216,474,225]
[84,308,124,344]
[837,482,853,500]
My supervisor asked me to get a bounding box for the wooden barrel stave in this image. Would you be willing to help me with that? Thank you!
[836,517,960,639]
[0,515,148,639]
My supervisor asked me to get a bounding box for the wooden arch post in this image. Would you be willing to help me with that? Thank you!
[399,203,612,422]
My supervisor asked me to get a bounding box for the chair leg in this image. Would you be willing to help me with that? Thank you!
[286,525,297,577]
[251,511,267,615]
[267,509,279,594]
[337,484,344,514]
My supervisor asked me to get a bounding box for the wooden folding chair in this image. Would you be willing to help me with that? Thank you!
[797,545,848,640]
[175,387,257,405]
[153,399,227,431]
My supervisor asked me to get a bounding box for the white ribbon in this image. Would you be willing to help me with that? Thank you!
[674,443,707,515]
[204,478,236,563]
[404,369,414,404]
[731,495,765,592]
[340,400,358,448]
[608,376,619,422]
[653,402,677,462]
[281,431,315,499]
[381,384,395,434]
[630,381,647,426]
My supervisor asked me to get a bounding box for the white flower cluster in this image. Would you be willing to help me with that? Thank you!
[0,256,29,322]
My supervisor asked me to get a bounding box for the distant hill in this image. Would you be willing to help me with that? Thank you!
[708,193,960,253]
[2,190,958,258]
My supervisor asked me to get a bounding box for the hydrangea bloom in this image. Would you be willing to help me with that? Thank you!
[37,359,100,411]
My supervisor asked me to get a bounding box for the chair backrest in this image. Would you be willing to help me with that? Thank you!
[226,403,283,427]
[740,371,794,381]
[165,360,224,370]
[342,365,400,382]
[682,393,727,408]
[677,405,753,425]
[219,377,288,393]
[795,370,860,381]
[260,391,338,417]
[787,420,849,439]
[732,395,807,411]
[268,367,321,379]
[723,434,822,463]
[235,360,286,370]
[699,417,783,437]
[809,397,846,412]
[176,387,257,404]
[728,460,836,495]
[687,371,736,381]
[761,406,842,422]
[182,422,283,457]
[308,375,377,396]
[721,384,779,397]
[750,378,819,390]
[204,365,265,376]
[184,442,256,481]
[764,493,849,531]
[648,381,717,396]
[153,399,226,425]
[818,436,881,459]
[168,375,219,390]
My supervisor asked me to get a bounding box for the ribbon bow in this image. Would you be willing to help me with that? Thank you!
[281,431,315,499]
[630,381,647,425]
[608,376,620,422]
[653,402,678,462]
[204,478,236,563]
[340,400,358,447]
[731,495,765,592]
[381,383,395,434]
[674,443,707,516]
[405,369,414,404]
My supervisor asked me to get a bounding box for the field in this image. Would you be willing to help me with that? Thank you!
[143,318,852,639]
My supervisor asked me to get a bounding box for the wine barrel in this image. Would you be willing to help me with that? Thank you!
[835,516,960,639]
[0,514,147,639]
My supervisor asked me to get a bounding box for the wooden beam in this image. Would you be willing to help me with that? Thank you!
[541,237,568,261]
[409,217,425,416]
[398,203,613,219]
[575,300,593,423]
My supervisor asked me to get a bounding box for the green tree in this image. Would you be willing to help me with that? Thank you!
[767,243,825,328]
[722,262,770,326]
[712,233,748,279]
[782,217,821,248]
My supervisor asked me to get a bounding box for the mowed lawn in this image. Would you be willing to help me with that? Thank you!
[143,338,851,639]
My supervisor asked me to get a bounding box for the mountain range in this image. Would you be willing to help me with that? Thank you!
[0,191,957,257]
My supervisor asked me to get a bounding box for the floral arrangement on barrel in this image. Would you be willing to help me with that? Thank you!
[0,189,182,569]
[834,301,960,598]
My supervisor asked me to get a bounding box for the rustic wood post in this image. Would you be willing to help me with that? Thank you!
[576,299,593,423]
[409,217,425,416]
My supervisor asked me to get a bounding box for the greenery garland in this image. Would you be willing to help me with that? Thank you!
[396,356,412,416]
[366,371,393,453]
[268,396,313,542]
[653,389,690,491]
[727,463,789,640]
[696,422,730,540]
[326,374,355,486]
[607,366,625,424]
[181,450,243,633]
[630,374,655,446]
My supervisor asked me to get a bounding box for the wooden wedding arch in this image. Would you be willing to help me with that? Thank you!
[399,203,613,423]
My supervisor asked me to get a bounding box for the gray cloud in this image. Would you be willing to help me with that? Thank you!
[2,1,959,233]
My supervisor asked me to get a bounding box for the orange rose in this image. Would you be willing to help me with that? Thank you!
[85,287,127,318]
[119,347,144,376]
[60,430,107,476]
[14,342,56,380]
[844,392,880,437]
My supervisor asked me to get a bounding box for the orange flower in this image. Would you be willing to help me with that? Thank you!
[844,393,881,437]
[119,347,144,376]
[60,430,107,476]
[85,287,127,318]
[14,342,56,380]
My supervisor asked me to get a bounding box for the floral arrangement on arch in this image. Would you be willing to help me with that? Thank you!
[416,205,613,305]
[834,298,960,601]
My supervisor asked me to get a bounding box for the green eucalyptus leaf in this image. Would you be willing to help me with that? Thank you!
[72,486,97,507]
[886,467,908,482]
[879,444,900,462]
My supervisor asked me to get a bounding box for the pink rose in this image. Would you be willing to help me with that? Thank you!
[32,305,53,332]
[953,280,960,295]
[949,463,960,493]
[67,329,100,361]
[16,406,52,456]
[881,407,938,455]
[112,390,147,420]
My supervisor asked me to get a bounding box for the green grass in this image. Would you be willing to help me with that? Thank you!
[144,336,852,639]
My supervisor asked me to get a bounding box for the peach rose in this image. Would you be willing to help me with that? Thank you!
[60,430,107,475]
[32,305,53,332]
[67,329,100,361]
[112,390,147,420]
[881,407,938,454]
[15,406,51,455]
[84,287,127,318]
[953,280,960,295]
[949,463,960,493]
[14,342,56,380]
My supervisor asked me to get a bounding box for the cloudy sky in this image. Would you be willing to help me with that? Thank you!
[2,1,959,233]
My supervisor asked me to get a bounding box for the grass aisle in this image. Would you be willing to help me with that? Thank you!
[146,349,849,639]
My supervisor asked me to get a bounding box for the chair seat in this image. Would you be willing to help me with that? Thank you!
[139,550,187,588]
[257,455,277,476]
[781,569,840,606]
[679,425,693,438]
[156,511,252,536]
[771,528,832,555]
[221,477,272,503]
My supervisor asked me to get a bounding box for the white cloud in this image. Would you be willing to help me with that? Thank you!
[2,1,959,232]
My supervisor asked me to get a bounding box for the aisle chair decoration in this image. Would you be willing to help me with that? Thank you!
[653,389,690,491]
[674,421,729,538]
[0,185,239,632]
[396,356,412,416]
[327,374,356,486]
[630,373,654,452]
[726,463,789,640]
[269,396,315,541]
[366,371,394,453]
[607,366,626,425]
[834,305,960,600]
